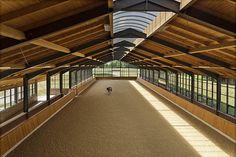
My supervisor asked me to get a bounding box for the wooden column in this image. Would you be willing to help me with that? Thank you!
[46,73,51,104]
[59,72,63,94]
[216,77,221,114]
[35,81,38,98]
[176,72,179,95]
[14,87,18,104]
[165,70,168,89]
[23,75,29,112]
[69,71,72,88]
[75,70,78,85]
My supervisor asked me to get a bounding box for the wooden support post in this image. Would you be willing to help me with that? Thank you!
[235,81,236,117]
[176,72,179,95]
[46,73,51,104]
[69,71,72,88]
[216,77,221,114]
[206,76,209,105]
[148,69,151,82]
[23,75,29,113]
[35,81,38,98]
[144,68,146,80]
[75,70,78,85]
[14,87,18,104]
[86,69,88,79]
[59,72,63,95]
[165,70,168,89]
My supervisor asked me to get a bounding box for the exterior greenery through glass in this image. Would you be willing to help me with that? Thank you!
[0,83,36,111]
[0,68,93,112]
[178,73,191,98]
[139,68,236,117]
[93,60,138,77]
[51,74,60,88]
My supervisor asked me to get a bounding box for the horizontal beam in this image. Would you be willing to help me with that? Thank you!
[0,24,26,40]
[27,69,51,80]
[137,46,192,67]
[134,46,219,76]
[0,5,110,52]
[71,38,110,54]
[31,39,70,53]
[148,36,232,69]
[0,0,69,23]
[189,41,236,54]
[85,46,111,57]
[0,25,72,55]
[180,7,236,36]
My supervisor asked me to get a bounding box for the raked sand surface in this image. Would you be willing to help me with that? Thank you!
[7,80,236,157]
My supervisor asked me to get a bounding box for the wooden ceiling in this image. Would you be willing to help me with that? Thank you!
[0,0,113,87]
[0,0,235,89]
[123,0,236,79]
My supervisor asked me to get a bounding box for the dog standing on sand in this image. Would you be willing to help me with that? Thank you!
[106,87,112,95]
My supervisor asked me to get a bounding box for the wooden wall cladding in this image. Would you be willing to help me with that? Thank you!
[0,77,96,156]
[137,78,236,142]
[75,78,96,95]
[1,96,38,123]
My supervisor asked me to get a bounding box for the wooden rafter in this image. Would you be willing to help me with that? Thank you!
[0,5,111,52]
[0,24,26,40]
[147,37,233,69]
[0,0,69,23]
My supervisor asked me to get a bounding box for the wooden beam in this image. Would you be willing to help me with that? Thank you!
[31,39,70,53]
[227,0,236,4]
[217,49,236,59]
[0,0,69,23]
[134,45,220,76]
[147,36,232,69]
[169,22,222,43]
[180,7,236,36]
[0,24,26,40]
[0,25,108,59]
[96,53,112,60]
[73,52,85,57]
[93,50,112,58]
[189,41,236,54]
[0,5,111,52]
[71,38,110,54]
[164,53,185,58]
[0,25,71,53]
[164,41,236,56]
[86,47,112,57]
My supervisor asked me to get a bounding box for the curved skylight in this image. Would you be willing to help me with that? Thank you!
[113,11,158,33]
[113,11,159,60]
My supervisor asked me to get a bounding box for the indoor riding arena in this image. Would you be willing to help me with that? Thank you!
[0,0,235,157]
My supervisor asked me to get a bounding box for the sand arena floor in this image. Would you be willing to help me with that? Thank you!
[6,80,236,157]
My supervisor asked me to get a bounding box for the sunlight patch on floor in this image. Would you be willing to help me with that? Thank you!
[129,81,229,157]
